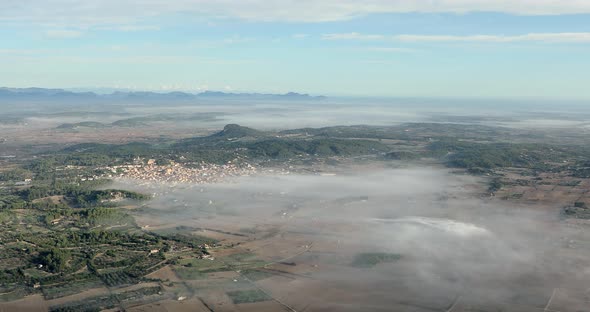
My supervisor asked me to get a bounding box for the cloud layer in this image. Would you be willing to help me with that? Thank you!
[2,0,590,27]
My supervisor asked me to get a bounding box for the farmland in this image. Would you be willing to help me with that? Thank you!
[2,120,590,311]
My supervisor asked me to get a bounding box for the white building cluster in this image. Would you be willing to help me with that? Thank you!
[103,159,257,184]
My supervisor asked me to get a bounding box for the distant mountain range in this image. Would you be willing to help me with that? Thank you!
[0,87,326,101]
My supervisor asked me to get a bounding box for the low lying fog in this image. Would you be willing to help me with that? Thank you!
[7,97,590,131]
[111,166,590,309]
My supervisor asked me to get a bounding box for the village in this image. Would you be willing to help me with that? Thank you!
[100,158,259,184]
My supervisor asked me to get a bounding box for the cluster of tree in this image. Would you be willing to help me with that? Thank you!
[26,154,112,178]
[41,208,76,225]
[279,125,408,140]
[0,195,27,209]
[19,182,148,208]
[37,248,71,273]
[18,179,110,200]
[27,144,168,180]
[30,200,70,211]
[177,125,389,157]
[56,121,106,129]
[176,137,389,163]
[278,123,511,142]
[384,151,419,160]
[83,207,134,226]
[0,168,32,182]
[488,177,503,193]
[0,268,26,284]
[570,162,590,178]
[154,232,215,248]
[426,139,564,171]
[69,189,150,208]
[239,138,388,158]
[69,230,127,245]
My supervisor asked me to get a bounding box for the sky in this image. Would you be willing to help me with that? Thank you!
[1,0,590,99]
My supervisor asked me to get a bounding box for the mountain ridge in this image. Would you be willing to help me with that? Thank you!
[0,87,326,101]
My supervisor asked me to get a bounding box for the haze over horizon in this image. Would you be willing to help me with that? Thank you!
[1,0,590,99]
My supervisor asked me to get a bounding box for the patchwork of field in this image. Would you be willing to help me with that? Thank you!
[495,168,590,206]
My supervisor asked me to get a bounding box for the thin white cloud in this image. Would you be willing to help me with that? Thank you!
[323,32,385,40]
[0,48,56,55]
[105,25,161,32]
[360,59,398,65]
[2,0,590,27]
[222,35,255,44]
[396,33,590,43]
[323,32,590,43]
[44,29,83,38]
[366,47,416,53]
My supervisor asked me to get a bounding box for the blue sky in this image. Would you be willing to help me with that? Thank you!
[1,1,590,98]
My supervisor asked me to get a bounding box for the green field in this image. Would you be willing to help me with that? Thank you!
[227,289,272,304]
